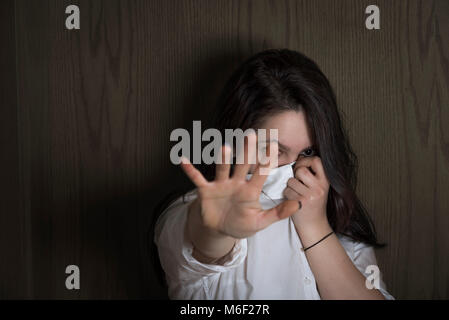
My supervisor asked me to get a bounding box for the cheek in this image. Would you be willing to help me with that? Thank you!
[248,154,294,170]
[276,154,291,167]
[282,153,299,165]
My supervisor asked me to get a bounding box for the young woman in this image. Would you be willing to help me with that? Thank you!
[153,48,394,300]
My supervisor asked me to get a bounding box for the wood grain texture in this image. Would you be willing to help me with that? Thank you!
[2,0,448,299]
[0,0,27,299]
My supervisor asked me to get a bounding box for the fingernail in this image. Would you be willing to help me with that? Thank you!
[180,156,189,164]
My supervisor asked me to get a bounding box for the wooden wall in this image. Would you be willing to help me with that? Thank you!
[1,0,448,299]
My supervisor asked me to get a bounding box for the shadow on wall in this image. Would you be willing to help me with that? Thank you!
[146,39,273,299]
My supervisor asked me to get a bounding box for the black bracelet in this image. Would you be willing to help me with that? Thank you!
[301,231,334,252]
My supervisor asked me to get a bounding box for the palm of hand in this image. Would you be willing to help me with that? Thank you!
[198,179,265,239]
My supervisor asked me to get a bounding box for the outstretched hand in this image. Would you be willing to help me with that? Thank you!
[180,133,300,239]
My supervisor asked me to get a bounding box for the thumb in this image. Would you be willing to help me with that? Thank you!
[256,200,299,230]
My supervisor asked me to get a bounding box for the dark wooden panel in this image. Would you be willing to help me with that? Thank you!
[0,0,29,299]
[393,0,449,299]
[5,0,449,299]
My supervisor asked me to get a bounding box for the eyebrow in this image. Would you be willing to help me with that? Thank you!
[278,142,290,152]
[261,139,290,152]
[263,140,313,154]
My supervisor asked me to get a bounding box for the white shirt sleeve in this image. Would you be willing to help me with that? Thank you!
[349,238,395,300]
[153,190,248,299]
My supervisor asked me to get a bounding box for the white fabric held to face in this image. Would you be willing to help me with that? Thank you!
[246,161,296,200]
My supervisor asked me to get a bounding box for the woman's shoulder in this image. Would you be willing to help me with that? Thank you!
[181,188,198,203]
[160,188,198,214]
[154,189,198,234]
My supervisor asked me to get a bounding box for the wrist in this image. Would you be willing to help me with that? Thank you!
[186,198,237,260]
[294,215,333,248]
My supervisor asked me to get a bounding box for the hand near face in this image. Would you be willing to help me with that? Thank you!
[283,155,330,228]
[180,138,300,239]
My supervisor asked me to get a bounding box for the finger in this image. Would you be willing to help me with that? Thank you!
[256,200,299,230]
[286,177,309,195]
[257,139,279,170]
[283,186,304,201]
[215,144,232,181]
[233,131,257,180]
[295,156,326,179]
[294,156,315,173]
[294,166,316,187]
[248,141,279,190]
[180,156,208,188]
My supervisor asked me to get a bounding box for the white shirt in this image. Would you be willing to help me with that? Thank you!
[154,163,395,300]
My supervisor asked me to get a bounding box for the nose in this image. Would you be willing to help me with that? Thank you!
[290,161,297,169]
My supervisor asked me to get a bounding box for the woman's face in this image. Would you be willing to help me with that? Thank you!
[251,110,314,171]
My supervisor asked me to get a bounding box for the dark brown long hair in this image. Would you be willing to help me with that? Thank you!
[211,48,385,248]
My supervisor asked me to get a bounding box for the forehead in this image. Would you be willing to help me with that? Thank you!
[257,110,313,151]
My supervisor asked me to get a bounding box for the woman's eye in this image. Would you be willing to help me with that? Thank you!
[302,148,315,157]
